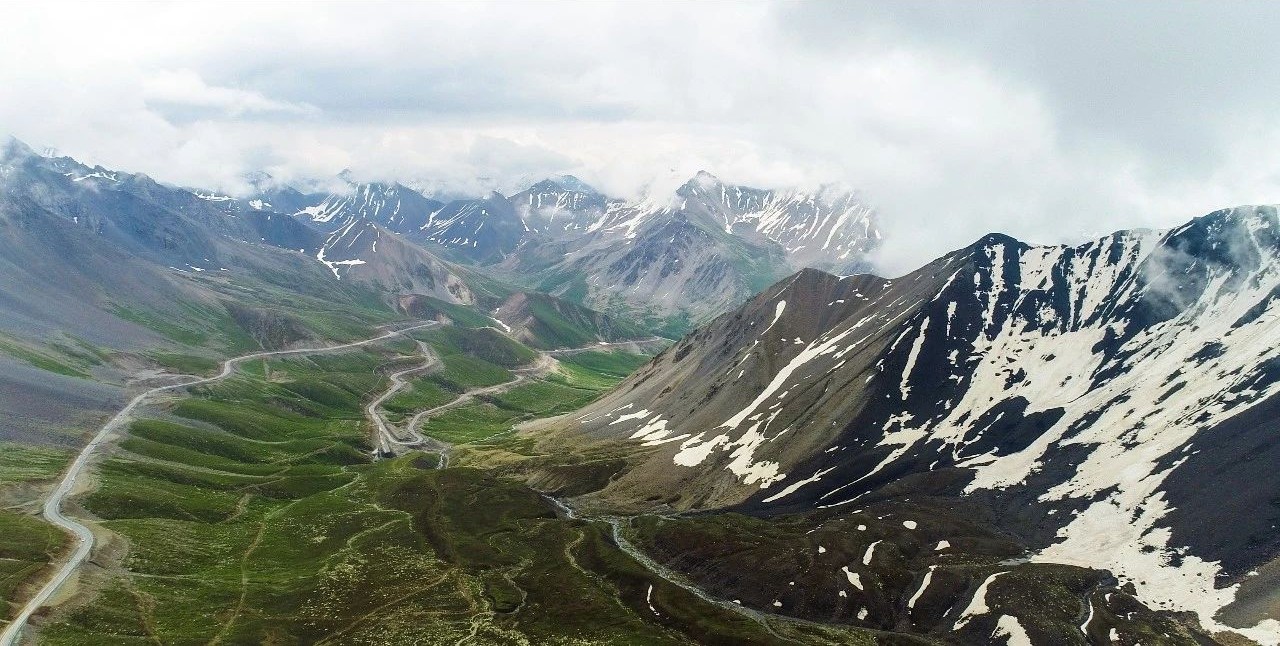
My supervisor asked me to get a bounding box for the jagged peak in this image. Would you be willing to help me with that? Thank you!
[678,170,723,193]
[951,208,1279,267]
[527,178,568,192]
[691,169,720,183]
[242,170,275,191]
[792,265,840,281]
[763,266,858,304]
[1,136,36,163]
[972,231,1023,249]
[555,174,597,194]
[1177,204,1279,235]
[524,175,601,197]
[480,190,511,203]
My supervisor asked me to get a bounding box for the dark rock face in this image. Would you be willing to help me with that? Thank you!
[223,302,309,350]
[415,192,525,263]
[311,218,476,303]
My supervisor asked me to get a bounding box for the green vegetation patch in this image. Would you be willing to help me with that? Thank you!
[431,354,513,391]
[419,377,612,445]
[0,443,74,624]
[382,377,456,418]
[40,332,871,645]
[377,467,841,645]
[147,352,219,376]
[489,379,603,417]
[414,347,644,445]
[0,443,71,486]
[0,337,90,379]
[86,462,247,523]
[554,360,632,391]
[535,271,590,305]
[404,295,495,328]
[558,350,650,379]
[48,338,109,367]
[416,325,537,368]
[417,403,519,445]
[506,292,649,351]
[110,303,205,344]
[0,512,71,623]
[111,268,402,354]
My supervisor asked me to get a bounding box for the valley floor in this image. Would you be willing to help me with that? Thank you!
[0,322,876,645]
[0,320,1231,645]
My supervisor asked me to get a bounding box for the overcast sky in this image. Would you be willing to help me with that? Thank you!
[4,1,1280,272]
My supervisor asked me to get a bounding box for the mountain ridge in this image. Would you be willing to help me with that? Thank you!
[550,205,1280,640]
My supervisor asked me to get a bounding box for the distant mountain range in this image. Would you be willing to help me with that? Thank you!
[266,167,881,333]
[0,137,879,442]
[0,138,673,444]
[0,137,882,333]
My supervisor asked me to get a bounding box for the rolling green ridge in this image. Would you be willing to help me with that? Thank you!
[398,295,496,329]
[0,337,94,380]
[413,325,537,368]
[557,350,651,380]
[506,292,652,350]
[0,515,68,627]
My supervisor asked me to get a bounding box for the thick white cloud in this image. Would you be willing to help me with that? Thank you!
[140,69,316,118]
[3,1,1280,273]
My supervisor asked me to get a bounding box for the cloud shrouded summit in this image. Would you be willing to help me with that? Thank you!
[5,0,1280,273]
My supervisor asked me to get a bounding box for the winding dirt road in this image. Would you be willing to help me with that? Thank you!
[369,348,561,467]
[367,335,663,464]
[0,322,435,646]
[412,353,558,420]
[367,340,441,456]
[543,337,668,357]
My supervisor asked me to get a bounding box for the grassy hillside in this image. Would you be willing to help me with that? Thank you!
[494,291,653,349]
[414,325,537,368]
[416,378,606,445]
[0,444,73,631]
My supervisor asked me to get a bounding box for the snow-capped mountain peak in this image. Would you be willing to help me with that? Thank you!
[669,173,880,273]
[511,176,608,238]
[1,136,36,164]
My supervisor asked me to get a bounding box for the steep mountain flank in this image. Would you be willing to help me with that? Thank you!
[291,179,445,235]
[509,175,607,240]
[313,218,476,303]
[557,206,1280,641]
